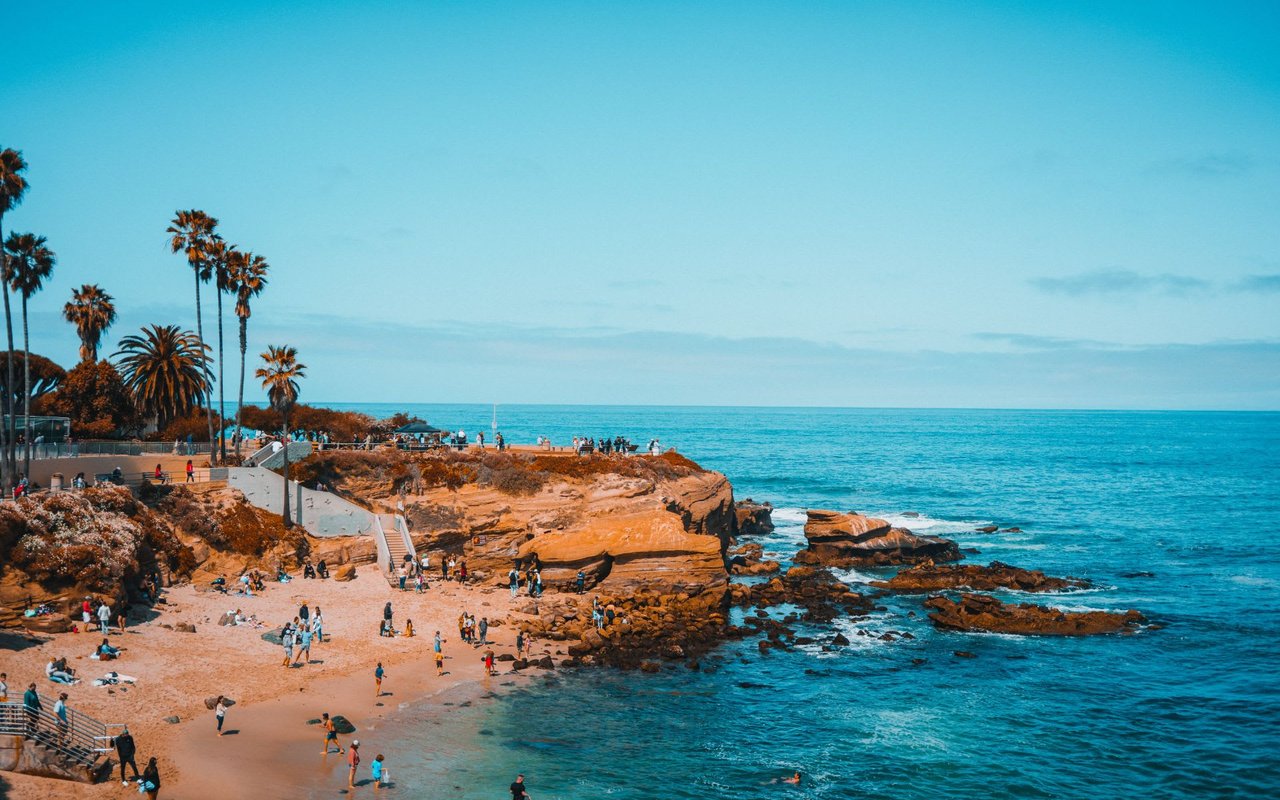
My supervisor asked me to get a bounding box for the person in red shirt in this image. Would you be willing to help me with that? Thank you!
[347,740,361,788]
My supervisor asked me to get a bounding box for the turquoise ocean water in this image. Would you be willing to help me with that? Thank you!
[323,405,1280,799]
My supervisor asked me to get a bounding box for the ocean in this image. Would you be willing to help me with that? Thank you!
[322,405,1280,799]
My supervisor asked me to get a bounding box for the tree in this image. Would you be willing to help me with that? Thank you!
[0,147,29,488]
[225,248,268,458]
[255,345,306,528]
[167,210,219,461]
[42,360,136,438]
[63,284,117,363]
[206,238,232,464]
[1,351,65,418]
[4,232,55,475]
[113,324,211,432]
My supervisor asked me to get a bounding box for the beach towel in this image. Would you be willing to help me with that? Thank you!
[93,672,138,687]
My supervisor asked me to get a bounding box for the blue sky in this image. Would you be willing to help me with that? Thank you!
[6,1,1279,408]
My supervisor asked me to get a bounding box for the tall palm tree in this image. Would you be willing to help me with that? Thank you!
[63,284,117,363]
[0,148,29,487]
[3,232,55,476]
[225,248,269,458]
[255,345,305,528]
[113,324,211,432]
[206,238,233,464]
[167,210,220,462]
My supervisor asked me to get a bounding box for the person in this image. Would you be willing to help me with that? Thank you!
[371,753,386,790]
[440,557,448,582]
[0,672,8,703]
[47,657,76,684]
[113,725,140,785]
[97,600,112,635]
[303,560,316,579]
[72,471,87,489]
[383,601,393,633]
[153,463,165,484]
[185,459,194,483]
[533,569,543,597]
[321,712,344,755]
[403,619,414,638]
[593,605,604,629]
[435,649,444,676]
[576,570,586,594]
[483,649,495,676]
[97,638,120,660]
[282,623,295,666]
[516,630,526,660]
[295,624,313,665]
[211,575,227,593]
[511,773,530,799]
[459,560,468,582]
[783,771,802,785]
[347,739,361,788]
[215,696,228,736]
[397,562,407,590]
[414,571,424,593]
[142,756,161,799]
[478,617,489,645]
[313,606,324,642]
[299,603,310,626]
[53,692,70,746]
[448,557,457,580]
[509,568,519,598]
[23,683,41,736]
[316,559,329,579]
[374,662,385,697]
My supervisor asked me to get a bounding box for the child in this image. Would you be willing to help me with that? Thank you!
[321,712,344,755]
[371,754,386,790]
[374,662,385,697]
[435,650,444,676]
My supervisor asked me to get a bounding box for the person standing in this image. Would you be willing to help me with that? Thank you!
[371,753,386,790]
[312,607,324,643]
[281,624,295,666]
[347,740,361,788]
[478,617,489,645]
[0,672,8,702]
[435,648,444,676]
[320,712,344,755]
[97,600,112,635]
[185,459,194,483]
[510,773,530,799]
[397,562,407,590]
[142,757,161,799]
[374,662,385,697]
[299,603,310,627]
[22,683,41,736]
[215,696,228,736]
[81,596,92,628]
[576,570,586,594]
[516,630,526,660]
[509,568,519,598]
[295,625,312,665]
[113,725,140,785]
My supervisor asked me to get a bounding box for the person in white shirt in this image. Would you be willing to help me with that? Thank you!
[97,602,112,635]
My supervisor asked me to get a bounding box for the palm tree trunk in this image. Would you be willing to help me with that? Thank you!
[21,294,31,476]
[194,271,216,465]
[1,266,17,485]
[216,288,226,465]
[281,406,292,528]
[0,215,9,490]
[236,317,247,459]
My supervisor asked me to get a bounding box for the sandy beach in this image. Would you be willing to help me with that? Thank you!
[1,564,548,799]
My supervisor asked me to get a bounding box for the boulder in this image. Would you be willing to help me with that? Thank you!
[871,561,1090,593]
[924,593,1147,636]
[331,715,356,734]
[794,510,960,567]
[175,622,197,633]
[735,500,775,537]
[20,613,70,634]
[333,563,357,582]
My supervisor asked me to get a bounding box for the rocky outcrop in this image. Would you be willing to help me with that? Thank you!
[924,593,1146,636]
[734,499,774,538]
[518,510,726,593]
[728,542,780,576]
[793,510,960,567]
[872,561,1089,593]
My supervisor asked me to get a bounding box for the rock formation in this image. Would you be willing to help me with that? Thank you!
[923,593,1146,636]
[735,499,774,537]
[793,510,961,567]
[871,561,1089,593]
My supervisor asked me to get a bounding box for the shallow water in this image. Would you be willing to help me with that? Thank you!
[322,406,1280,799]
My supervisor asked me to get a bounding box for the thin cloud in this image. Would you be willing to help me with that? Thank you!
[1232,274,1280,293]
[1147,152,1254,178]
[1031,269,1211,297]
[971,332,1118,350]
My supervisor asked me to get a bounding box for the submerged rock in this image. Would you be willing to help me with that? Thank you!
[793,510,961,567]
[924,593,1146,636]
[871,561,1089,593]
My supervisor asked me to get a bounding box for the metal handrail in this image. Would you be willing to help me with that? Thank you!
[0,694,109,767]
[27,440,213,460]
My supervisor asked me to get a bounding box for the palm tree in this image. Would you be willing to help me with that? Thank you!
[63,284,117,363]
[255,345,305,528]
[0,148,29,488]
[225,248,269,458]
[167,210,220,462]
[113,324,211,432]
[206,238,233,464]
[3,232,55,476]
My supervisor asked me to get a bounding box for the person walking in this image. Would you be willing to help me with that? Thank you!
[281,624,295,666]
[320,712,344,755]
[312,606,324,643]
[295,625,312,665]
[97,600,112,635]
[22,683,41,737]
[347,740,361,788]
[54,692,69,747]
[215,696,228,736]
[435,648,444,676]
[113,725,141,785]
[511,773,531,799]
[185,459,194,483]
[374,662,385,697]
[142,757,161,799]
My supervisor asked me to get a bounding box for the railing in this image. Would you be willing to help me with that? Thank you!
[247,441,314,470]
[25,440,213,460]
[0,693,110,768]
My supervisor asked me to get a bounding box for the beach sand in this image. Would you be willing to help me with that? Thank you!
[1,565,548,799]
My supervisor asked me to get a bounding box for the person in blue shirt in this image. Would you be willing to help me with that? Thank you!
[371,753,386,789]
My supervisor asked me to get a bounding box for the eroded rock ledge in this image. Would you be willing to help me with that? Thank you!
[793,510,961,567]
[924,593,1146,636]
[872,560,1090,593]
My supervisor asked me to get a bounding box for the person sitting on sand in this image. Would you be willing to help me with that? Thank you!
[47,657,76,684]
[316,560,329,579]
[212,575,227,593]
[403,619,414,638]
[97,639,120,660]
[303,560,316,579]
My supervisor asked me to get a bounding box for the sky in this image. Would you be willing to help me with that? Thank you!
[5,0,1279,409]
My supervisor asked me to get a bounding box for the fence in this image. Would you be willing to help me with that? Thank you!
[0,693,112,768]
[25,440,213,460]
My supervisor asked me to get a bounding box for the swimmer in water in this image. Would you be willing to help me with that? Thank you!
[782,772,801,785]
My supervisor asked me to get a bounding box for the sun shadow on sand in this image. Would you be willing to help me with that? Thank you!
[0,630,48,652]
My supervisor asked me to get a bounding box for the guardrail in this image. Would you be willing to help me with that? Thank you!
[0,693,111,767]
[25,441,214,460]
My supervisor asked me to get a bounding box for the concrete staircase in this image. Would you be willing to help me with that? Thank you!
[375,513,417,587]
[0,694,116,783]
[246,440,313,470]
